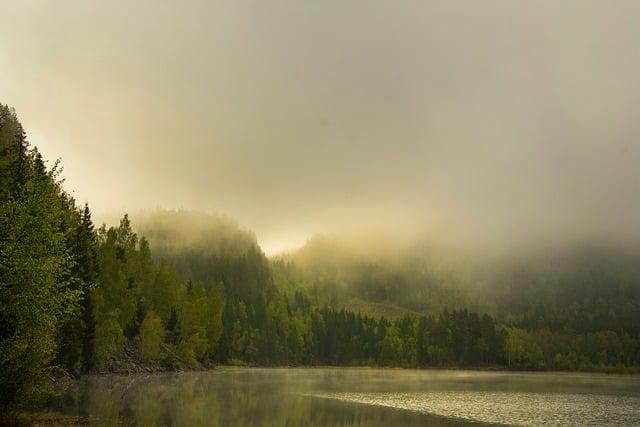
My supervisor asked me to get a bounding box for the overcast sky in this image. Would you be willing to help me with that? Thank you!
[1,1,639,254]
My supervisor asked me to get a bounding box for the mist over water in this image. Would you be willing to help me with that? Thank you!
[1,1,639,253]
[49,368,640,426]
[3,3,640,424]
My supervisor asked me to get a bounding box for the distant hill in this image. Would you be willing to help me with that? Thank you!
[132,211,640,337]
[134,209,257,254]
[132,210,271,295]
[278,233,640,335]
[274,232,485,317]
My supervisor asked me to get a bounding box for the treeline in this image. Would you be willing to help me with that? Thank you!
[2,104,640,415]
[278,236,640,372]
[0,105,227,414]
[1,104,86,412]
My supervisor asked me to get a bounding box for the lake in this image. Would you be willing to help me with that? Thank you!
[49,368,640,426]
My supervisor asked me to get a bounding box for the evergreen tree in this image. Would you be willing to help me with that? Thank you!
[0,106,79,411]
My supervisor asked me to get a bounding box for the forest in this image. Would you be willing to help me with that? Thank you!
[1,103,639,415]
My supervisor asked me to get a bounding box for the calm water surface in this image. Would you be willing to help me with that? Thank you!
[50,368,640,426]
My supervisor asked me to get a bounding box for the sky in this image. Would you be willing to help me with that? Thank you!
[1,1,639,254]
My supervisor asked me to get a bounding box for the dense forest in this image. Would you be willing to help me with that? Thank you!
[1,103,639,415]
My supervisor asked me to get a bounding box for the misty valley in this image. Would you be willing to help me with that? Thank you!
[2,103,640,424]
[2,2,640,424]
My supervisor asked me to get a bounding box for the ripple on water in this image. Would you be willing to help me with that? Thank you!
[309,391,640,426]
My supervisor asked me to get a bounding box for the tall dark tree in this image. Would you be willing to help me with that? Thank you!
[0,105,79,412]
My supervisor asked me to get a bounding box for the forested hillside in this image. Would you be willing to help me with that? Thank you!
[1,103,639,416]
[282,234,640,370]
[276,234,482,314]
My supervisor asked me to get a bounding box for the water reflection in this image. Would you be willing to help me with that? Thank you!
[50,368,640,426]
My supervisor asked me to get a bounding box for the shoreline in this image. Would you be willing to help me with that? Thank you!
[69,363,640,379]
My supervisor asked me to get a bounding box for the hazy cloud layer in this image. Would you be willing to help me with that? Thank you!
[1,1,639,253]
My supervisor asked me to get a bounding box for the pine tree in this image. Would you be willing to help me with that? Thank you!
[77,204,98,368]
[0,110,79,411]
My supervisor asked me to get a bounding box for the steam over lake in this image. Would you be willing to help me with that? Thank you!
[50,368,639,426]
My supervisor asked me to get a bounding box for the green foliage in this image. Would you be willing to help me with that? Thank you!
[139,311,164,362]
[55,202,98,370]
[0,105,79,412]
[206,284,225,359]
[177,282,209,366]
[92,310,125,370]
[93,226,135,334]
[378,325,403,365]
[505,327,544,369]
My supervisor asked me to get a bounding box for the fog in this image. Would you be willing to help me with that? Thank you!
[1,1,639,254]
[49,368,640,425]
